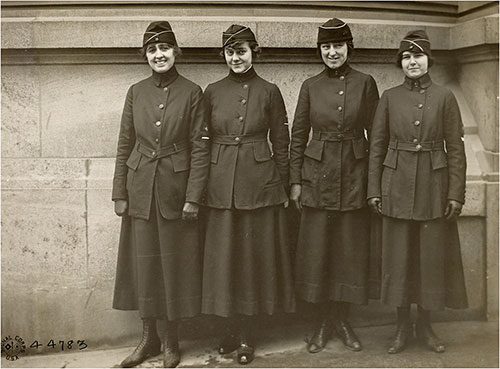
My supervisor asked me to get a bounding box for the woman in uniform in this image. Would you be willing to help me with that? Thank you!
[289,18,379,353]
[112,21,208,368]
[201,24,295,365]
[367,30,468,354]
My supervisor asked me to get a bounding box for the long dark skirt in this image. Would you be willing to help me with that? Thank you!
[201,206,296,317]
[294,206,370,305]
[112,198,202,321]
[379,215,468,311]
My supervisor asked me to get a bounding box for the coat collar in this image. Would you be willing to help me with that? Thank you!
[403,72,432,90]
[152,66,179,87]
[326,62,351,78]
[228,66,257,83]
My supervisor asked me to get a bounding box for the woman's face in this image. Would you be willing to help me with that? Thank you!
[401,51,428,79]
[146,43,175,73]
[224,41,252,74]
[320,42,348,69]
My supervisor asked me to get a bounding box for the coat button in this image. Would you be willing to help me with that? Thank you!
[155,121,161,126]
[238,116,244,122]
[337,133,344,139]
[420,89,426,94]
[235,137,240,142]
[338,90,344,96]
[159,104,164,109]
[243,84,248,89]
[339,75,345,81]
[151,151,156,156]
[155,138,159,143]
[241,99,247,105]
[413,138,418,143]
[417,103,424,109]
[163,87,168,92]
[337,124,342,130]
[416,144,422,151]
[337,106,343,112]
[414,120,421,126]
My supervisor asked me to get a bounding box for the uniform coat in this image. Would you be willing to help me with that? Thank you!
[367,73,467,310]
[367,73,466,220]
[112,67,209,220]
[203,67,289,209]
[201,67,295,317]
[290,65,379,210]
[291,64,379,305]
[111,67,209,319]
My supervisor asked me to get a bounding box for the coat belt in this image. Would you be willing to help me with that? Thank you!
[312,129,364,141]
[211,132,267,145]
[137,140,189,160]
[388,138,444,152]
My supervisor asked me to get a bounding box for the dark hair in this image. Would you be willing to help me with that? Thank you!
[139,43,182,61]
[396,51,434,68]
[317,40,354,63]
[220,40,261,58]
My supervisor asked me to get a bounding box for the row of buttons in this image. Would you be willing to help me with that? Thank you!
[412,138,423,151]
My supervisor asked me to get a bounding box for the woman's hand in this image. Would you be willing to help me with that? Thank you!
[367,197,382,215]
[182,202,199,221]
[290,184,302,211]
[444,200,462,220]
[114,200,128,217]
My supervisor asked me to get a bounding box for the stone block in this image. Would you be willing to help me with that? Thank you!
[87,189,121,287]
[485,15,500,44]
[486,182,499,320]
[40,64,149,158]
[462,181,486,216]
[1,65,41,157]
[87,159,115,190]
[1,159,87,190]
[1,190,87,287]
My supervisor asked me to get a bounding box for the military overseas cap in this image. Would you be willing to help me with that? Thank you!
[143,21,178,47]
[397,30,432,66]
[222,24,257,47]
[317,18,353,45]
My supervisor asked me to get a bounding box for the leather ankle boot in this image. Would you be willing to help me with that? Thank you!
[387,321,413,354]
[120,318,161,367]
[415,320,445,353]
[307,319,333,354]
[335,320,362,351]
[163,321,180,368]
[218,318,239,355]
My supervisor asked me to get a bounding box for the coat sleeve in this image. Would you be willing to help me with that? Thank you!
[443,91,467,204]
[364,75,380,140]
[185,86,210,204]
[367,91,390,200]
[112,86,136,201]
[268,85,290,190]
[289,81,311,185]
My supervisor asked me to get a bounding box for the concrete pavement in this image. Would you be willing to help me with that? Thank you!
[2,321,498,368]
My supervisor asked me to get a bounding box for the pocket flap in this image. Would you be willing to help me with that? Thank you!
[352,137,368,159]
[171,150,190,172]
[431,150,448,170]
[382,149,398,169]
[253,141,272,162]
[304,139,324,161]
[126,149,142,170]
[210,143,221,164]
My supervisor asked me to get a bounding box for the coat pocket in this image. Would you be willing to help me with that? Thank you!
[303,139,324,161]
[126,149,142,170]
[352,137,368,159]
[253,141,272,162]
[382,149,398,169]
[430,150,448,170]
[170,150,190,173]
[210,143,221,164]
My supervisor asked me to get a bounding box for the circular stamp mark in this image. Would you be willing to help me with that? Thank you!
[1,335,26,361]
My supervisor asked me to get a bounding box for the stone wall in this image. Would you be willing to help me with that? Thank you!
[1,0,498,354]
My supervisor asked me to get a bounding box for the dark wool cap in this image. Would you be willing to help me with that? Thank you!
[222,24,257,47]
[397,30,432,66]
[317,18,353,45]
[143,21,178,47]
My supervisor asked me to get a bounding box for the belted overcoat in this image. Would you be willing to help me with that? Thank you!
[112,67,209,220]
[289,65,379,210]
[367,73,466,220]
[203,67,289,209]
